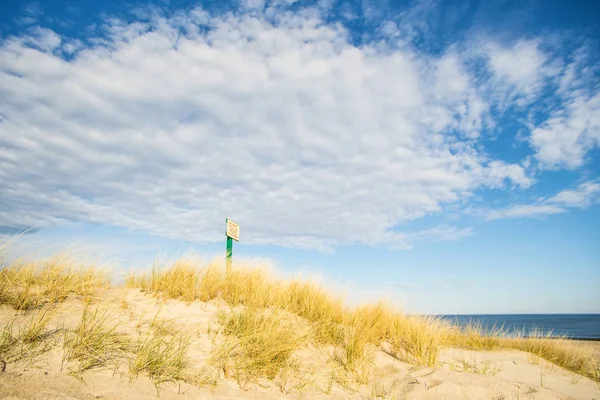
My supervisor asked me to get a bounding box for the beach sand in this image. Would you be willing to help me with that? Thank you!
[1,288,598,400]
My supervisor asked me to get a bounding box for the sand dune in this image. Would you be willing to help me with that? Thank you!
[1,288,598,400]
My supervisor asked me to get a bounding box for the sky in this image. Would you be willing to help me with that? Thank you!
[0,0,599,314]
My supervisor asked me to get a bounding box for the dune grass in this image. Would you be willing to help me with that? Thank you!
[63,302,130,374]
[0,321,15,358]
[445,321,505,351]
[0,304,57,365]
[277,278,345,326]
[209,307,311,385]
[0,251,598,394]
[0,254,109,310]
[329,302,398,382]
[447,323,600,381]
[20,304,57,344]
[125,258,600,384]
[126,260,200,302]
[505,330,600,381]
[63,302,194,385]
[129,312,192,385]
[387,314,452,367]
[449,356,502,376]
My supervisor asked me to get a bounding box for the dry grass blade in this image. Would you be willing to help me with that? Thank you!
[210,307,310,385]
[0,305,57,364]
[129,314,192,385]
[276,278,344,326]
[0,262,39,310]
[387,315,451,367]
[329,307,385,381]
[503,329,600,381]
[445,321,505,350]
[20,304,57,344]
[0,320,16,359]
[449,356,502,376]
[0,252,109,310]
[221,267,277,308]
[63,302,130,373]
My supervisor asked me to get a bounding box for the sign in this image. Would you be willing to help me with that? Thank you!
[225,218,239,274]
[226,219,240,242]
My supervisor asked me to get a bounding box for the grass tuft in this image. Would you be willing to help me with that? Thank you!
[504,330,600,381]
[445,321,505,350]
[387,315,450,367]
[210,307,310,385]
[449,356,502,376]
[20,304,57,344]
[444,323,600,382]
[0,254,109,310]
[63,303,130,374]
[0,305,57,365]
[129,313,192,385]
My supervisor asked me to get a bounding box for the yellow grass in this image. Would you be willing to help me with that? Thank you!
[0,251,598,393]
[209,307,311,385]
[504,330,600,381]
[125,257,600,383]
[63,303,130,374]
[329,302,398,381]
[20,304,57,344]
[0,254,109,310]
[0,304,57,364]
[276,278,345,344]
[446,323,600,381]
[445,321,505,350]
[387,314,452,367]
[129,311,192,385]
[277,278,345,325]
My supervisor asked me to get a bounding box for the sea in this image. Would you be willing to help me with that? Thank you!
[438,314,600,341]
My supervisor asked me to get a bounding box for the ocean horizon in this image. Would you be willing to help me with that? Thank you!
[437,314,600,340]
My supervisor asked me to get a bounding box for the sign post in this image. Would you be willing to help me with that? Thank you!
[225,219,239,275]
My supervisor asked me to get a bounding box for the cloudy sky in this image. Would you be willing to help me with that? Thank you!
[1,0,599,314]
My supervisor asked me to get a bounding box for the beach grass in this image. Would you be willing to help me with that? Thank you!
[0,304,58,364]
[209,307,311,385]
[0,254,109,310]
[447,322,600,381]
[129,311,193,385]
[125,257,600,383]
[1,248,599,391]
[63,302,130,374]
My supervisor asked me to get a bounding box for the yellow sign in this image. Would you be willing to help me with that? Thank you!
[226,219,240,241]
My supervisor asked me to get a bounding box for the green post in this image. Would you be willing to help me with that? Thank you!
[226,236,233,275]
[225,218,239,275]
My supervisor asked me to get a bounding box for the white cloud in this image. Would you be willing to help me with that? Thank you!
[520,42,600,170]
[530,92,600,169]
[486,204,565,220]
[482,39,557,109]
[483,161,533,188]
[486,40,546,92]
[475,37,600,171]
[0,5,576,251]
[485,180,600,220]
[15,2,43,25]
[547,181,600,208]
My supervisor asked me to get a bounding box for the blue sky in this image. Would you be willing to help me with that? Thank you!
[0,0,599,314]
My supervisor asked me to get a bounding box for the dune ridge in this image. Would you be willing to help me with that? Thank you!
[0,251,598,399]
